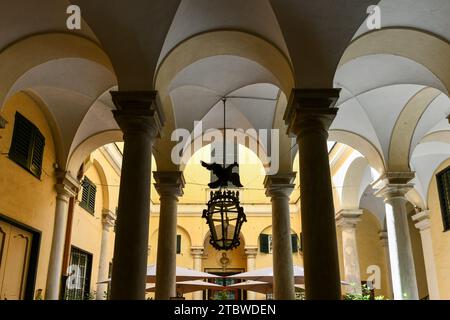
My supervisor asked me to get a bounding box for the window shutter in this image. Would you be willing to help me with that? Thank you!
[30,129,45,178]
[80,178,96,214]
[291,234,299,253]
[176,235,181,254]
[9,113,33,168]
[437,167,450,231]
[260,234,269,253]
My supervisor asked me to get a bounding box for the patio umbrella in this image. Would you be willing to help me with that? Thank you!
[227,266,305,284]
[145,280,225,294]
[226,280,305,294]
[97,264,220,284]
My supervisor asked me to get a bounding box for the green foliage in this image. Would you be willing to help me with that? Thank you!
[343,284,385,300]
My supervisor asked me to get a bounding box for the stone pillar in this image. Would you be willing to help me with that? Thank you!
[378,230,394,298]
[154,171,185,300]
[373,172,419,300]
[245,247,258,300]
[264,173,296,300]
[336,209,362,294]
[412,210,440,300]
[96,209,116,300]
[284,89,341,300]
[191,247,205,300]
[110,91,164,300]
[45,170,79,300]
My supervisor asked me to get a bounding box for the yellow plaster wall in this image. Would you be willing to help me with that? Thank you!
[0,92,57,297]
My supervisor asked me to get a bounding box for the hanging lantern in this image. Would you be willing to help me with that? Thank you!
[201,98,246,251]
[202,190,247,250]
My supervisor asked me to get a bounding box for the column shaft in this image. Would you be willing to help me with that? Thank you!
[336,209,362,294]
[191,247,204,300]
[110,91,164,300]
[413,211,440,300]
[373,172,418,300]
[265,174,295,300]
[154,171,185,300]
[96,210,116,299]
[284,89,341,300]
[45,171,79,300]
[245,247,258,300]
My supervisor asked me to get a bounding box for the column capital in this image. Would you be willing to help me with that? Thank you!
[378,229,389,247]
[283,88,341,137]
[264,172,296,198]
[412,210,432,231]
[244,247,258,258]
[335,209,363,228]
[372,172,415,200]
[190,246,204,258]
[102,209,117,229]
[111,90,165,138]
[55,170,79,200]
[154,171,185,198]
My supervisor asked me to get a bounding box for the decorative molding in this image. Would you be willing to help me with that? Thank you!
[190,246,204,259]
[244,247,258,258]
[153,171,185,198]
[284,88,341,137]
[102,209,117,228]
[372,171,415,199]
[264,172,296,198]
[110,91,165,138]
[335,209,363,228]
[412,210,432,231]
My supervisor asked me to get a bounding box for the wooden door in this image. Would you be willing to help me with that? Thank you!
[0,220,33,300]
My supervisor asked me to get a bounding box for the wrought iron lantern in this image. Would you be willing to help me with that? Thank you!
[202,190,247,250]
[201,98,247,250]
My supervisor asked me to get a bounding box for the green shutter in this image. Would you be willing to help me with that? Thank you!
[176,235,181,254]
[437,167,450,231]
[299,232,303,252]
[9,112,45,178]
[291,234,299,253]
[260,234,269,253]
[80,178,96,214]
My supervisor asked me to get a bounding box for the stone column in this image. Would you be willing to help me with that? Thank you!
[110,91,164,300]
[96,209,116,300]
[245,247,258,300]
[191,247,204,300]
[45,170,79,300]
[335,209,362,294]
[412,210,440,300]
[154,171,185,300]
[378,230,394,298]
[264,173,296,300]
[284,89,341,300]
[373,172,419,300]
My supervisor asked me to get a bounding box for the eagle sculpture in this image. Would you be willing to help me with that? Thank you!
[201,161,243,188]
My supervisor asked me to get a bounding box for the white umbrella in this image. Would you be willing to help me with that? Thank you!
[226,280,305,294]
[97,264,220,284]
[145,280,225,294]
[228,266,305,284]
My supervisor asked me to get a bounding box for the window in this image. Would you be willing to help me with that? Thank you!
[64,247,93,300]
[437,166,450,231]
[260,233,299,254]
[176,234,181,254]
[80,177,97,214]
[210,140,239,188]
[9,112,45,178]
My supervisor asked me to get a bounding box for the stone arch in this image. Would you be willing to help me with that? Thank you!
[388,87,442,171]
[341,156,370,210]
[0,33,114,111]
[66,130,123,176]
[92,158,111,212]
[328,130,385,174]
[339,28,450,94]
